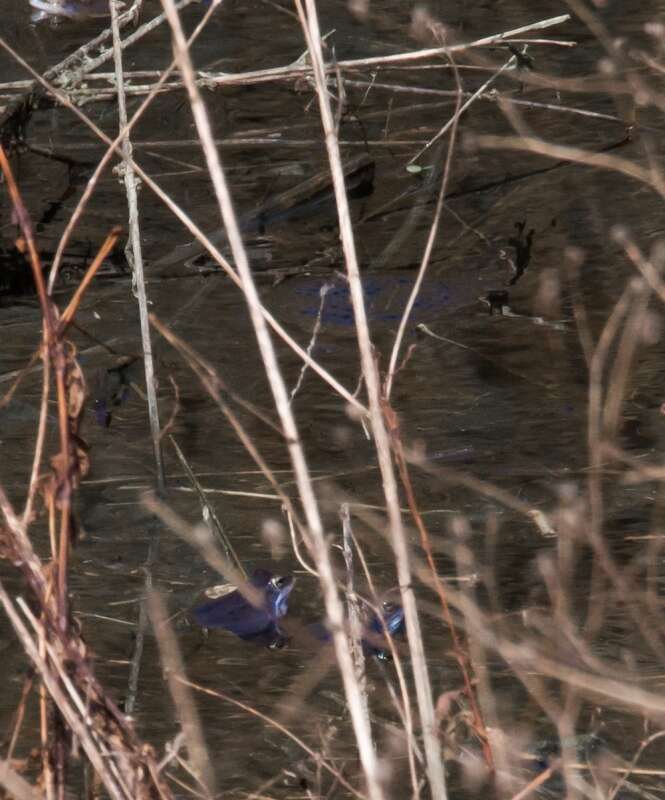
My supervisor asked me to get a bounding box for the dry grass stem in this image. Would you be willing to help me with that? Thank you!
[111,0,165,494]
[148,591,216,797]
[176,676,365,799]
[159,2,383,796]
[0,759,40,800]
[385,52,462,398]
[169,434,247,578]
[297,0,445,794]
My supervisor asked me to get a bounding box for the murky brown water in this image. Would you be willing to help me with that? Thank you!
[2,0,665,796]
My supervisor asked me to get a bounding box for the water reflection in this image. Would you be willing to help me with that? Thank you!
[30,0,109,22]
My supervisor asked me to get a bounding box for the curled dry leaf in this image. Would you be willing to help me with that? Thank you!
[45,342,90,508]
[64,343,86,422]
[435,688,463,724]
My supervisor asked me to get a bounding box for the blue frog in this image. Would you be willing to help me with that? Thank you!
[363,601,405,661]
[193,568,295,649]
[309,600,405,661]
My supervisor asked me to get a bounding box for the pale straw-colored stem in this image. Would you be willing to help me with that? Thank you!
[298,0,446,795]
[385,55,464,399]
[159,1,385,796]
[110,0,165,494]
[148,591,216,797]
[407,53,517,165]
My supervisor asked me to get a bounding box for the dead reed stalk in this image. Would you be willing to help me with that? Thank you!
[295,0,447,794]
[159,2,386,796]
[0,148,173,799]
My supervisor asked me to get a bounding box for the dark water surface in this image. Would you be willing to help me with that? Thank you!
[2,0,665,796]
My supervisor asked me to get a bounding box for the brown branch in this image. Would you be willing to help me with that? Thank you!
[382,400,494,771]
[58,226,122,332]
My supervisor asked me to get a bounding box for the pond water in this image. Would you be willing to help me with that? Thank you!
[1,0,665,797]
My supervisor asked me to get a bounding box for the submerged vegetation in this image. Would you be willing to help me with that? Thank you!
[1,1,665,798]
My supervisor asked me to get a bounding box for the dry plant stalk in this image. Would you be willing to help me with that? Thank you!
[110,0,166,495]
[295,0,447,795]
[147,591,215,797]
[383,404,493,770]
[158,2,386,796]
[0,148,172,800]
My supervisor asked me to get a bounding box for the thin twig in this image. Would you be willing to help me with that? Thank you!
[297,0,446,794]
[472,134,655,196]
[182,15,572,89]
[290,281,331,403]
[148,591,216,797]
[383,406,493,770]
[408,51,517,165]
[340,505,368,713]
[58,227,121,330]
[161,1,384,796]
[169,435,247,578]
[385,50,463,398]
[110,0,166,495]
